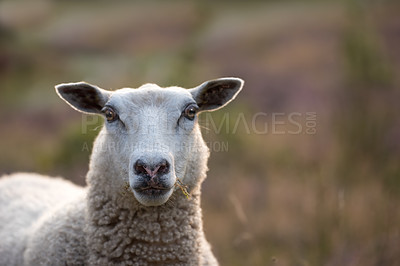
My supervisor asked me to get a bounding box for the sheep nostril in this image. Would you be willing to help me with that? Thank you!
[134,160,147,176]
[158,160,170,175]
[134,159,170,177]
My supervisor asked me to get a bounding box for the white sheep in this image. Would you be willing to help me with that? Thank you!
[0,77,243,265]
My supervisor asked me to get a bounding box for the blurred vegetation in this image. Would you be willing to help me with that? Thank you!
[1,0,400,265]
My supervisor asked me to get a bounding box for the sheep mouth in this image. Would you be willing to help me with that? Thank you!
[134,186,171,196]
[130,179,174,206]
[138,185,168,191]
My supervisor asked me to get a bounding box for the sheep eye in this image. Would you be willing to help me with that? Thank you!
[183,104,198,121]
[101,107,118,122]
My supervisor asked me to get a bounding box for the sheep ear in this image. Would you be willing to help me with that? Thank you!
[190,77,244,112]
[55,82,111,114]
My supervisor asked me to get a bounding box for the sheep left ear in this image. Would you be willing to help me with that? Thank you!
[55,82,111,114]
[190,77,244,112]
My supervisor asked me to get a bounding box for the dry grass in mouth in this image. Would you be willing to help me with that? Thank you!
[175,177,191,199]
[120,182,132,197]
[120,179,191,199]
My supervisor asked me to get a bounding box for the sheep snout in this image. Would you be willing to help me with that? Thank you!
[133,159,172,191]
[130,158,175,206]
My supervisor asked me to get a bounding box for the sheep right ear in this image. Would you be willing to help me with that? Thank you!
[55,82,111,114]
[190,77,244,112]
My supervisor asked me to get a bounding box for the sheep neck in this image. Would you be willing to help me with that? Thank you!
[85,176,204,265]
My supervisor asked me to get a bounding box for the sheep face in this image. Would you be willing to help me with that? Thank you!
[56,78,243,206]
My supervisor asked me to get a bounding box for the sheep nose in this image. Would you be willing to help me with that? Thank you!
[134,159,170,178]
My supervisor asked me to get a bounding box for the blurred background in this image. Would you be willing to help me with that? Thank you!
[1,0,399,265]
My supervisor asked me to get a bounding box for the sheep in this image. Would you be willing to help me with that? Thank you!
[0,77,244,265]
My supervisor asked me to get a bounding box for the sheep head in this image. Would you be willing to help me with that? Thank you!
[55,78,243,206]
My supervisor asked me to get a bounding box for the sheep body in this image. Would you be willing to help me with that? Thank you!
[0,172,215,265]
[0,173,85,266]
